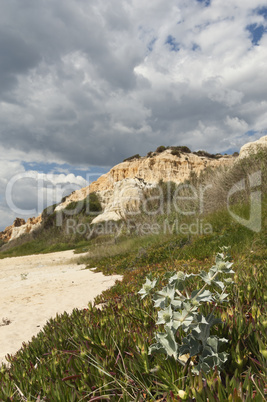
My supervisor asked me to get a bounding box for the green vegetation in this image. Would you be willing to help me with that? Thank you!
[148,145,192,156]
[0,234,266,400]
[170,145,191,154]
[63,193,102,214]
[124,144,222,160]
[139,249,235,375]
[156,145,166,153]
[193,150,217,159]
[0,150,266,400]
[170,149,181,157]
[123,154,141,162]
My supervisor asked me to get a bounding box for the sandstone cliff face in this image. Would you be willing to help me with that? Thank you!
[1,151,235,239]
[0,216,42,243]
[88,151,234,223]
[1,136,266,242]
[89,151,233,193]
[56,150,234,213]
[0,218,26,242]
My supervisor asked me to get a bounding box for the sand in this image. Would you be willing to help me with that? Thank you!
[0,250,122,365]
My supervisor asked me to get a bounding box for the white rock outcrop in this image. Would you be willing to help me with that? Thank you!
[9,217,42,241]
[239,135,267,159]
[91,178,156,224]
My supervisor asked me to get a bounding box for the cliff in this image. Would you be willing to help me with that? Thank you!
[1,136,266,242]
[89,150,233,192]
[0,216,42,243]
[55,149,234,223]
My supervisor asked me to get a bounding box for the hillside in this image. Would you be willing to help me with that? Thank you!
[0,145,235,245]
[0,144,266,400]
[1,136,267,251]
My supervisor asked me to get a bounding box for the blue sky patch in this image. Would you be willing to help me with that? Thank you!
[196,0,211,7]
[257,6,267,19]
[165,35,180,52]
[148,37,157,52]
[245,130,257,137]
[192,43,201,51]
[221,147,238,155]
[246,23,265,45]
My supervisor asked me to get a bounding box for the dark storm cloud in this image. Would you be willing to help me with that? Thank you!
[0,0,266,170]
[0,30,40,74]
[0,29,40,95]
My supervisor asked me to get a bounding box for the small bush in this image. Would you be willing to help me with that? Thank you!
[63,193,102,215]
[171,149,181,157]
[139,248,234,374]
[171,145,191,153]
[123,154,141,162]
[88,192,102,212]
[193,150,216,158]
[156,145,166,153]
[42,204,57,218]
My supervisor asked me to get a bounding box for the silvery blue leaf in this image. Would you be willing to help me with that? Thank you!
[155,328,178,359]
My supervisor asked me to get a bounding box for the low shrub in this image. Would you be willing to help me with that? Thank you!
[63,192,102,215]
[171,149,181,157]
[156,145,166,153]
[123,154,141,162]
[193,150,216,158]
[171,145,191,153]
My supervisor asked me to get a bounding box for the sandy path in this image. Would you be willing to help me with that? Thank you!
[0,250,121,365]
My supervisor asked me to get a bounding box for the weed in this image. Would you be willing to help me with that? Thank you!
[20,273,28,280]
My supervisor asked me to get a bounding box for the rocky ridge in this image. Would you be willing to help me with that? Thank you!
[77,150,233,223]
[0,216,42,243]
[1,136,266,243]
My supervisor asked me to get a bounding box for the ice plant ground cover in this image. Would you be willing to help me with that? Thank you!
[0,234,266,401]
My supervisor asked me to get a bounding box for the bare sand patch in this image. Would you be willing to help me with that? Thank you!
[0,250,121,365]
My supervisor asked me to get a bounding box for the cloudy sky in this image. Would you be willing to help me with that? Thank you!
[0,0,267,230]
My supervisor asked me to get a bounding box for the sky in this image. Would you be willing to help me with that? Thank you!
[0,0,267,230]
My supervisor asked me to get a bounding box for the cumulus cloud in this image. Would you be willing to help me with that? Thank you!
[0,159,89,231]
[0,0,267,227]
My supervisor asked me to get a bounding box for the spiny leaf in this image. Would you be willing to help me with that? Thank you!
[149,328,178,359]
[153,285,175,308]
[191,289,214,303]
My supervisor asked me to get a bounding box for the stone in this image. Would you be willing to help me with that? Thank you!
[239,135,267,159]
[0,216,42,243]
[91,178,156,224]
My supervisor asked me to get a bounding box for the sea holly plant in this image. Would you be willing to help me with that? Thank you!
[138,248,235,374]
